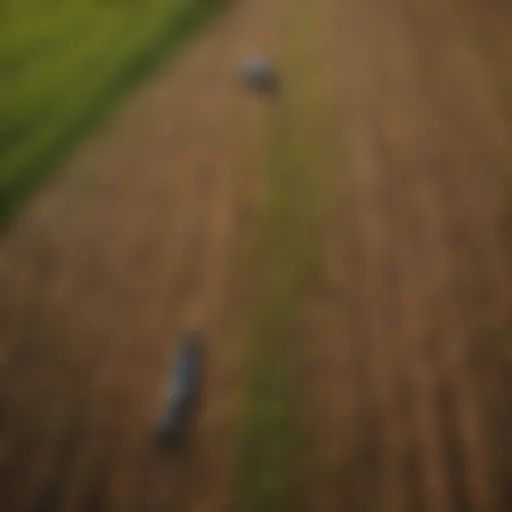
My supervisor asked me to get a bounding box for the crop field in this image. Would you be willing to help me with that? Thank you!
[0,0,512,511]
[0,0,227,220]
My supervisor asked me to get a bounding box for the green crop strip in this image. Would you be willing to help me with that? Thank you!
[0,0,231,226]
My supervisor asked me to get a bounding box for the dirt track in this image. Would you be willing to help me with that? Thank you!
[1,0,512,510]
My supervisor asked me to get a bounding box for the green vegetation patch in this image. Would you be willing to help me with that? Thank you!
[234,1,335,510]
[0,0,230,224]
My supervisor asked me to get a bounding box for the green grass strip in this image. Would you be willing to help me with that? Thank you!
[234,1,331,510]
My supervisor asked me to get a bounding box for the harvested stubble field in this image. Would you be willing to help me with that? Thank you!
[1,0,511,510]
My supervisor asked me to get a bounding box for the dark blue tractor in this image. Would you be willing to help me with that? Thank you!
[155,330,203,448]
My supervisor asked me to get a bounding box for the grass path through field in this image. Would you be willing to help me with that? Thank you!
[233,0,343,509]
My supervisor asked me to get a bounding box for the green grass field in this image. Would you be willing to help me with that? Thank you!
[0,0,227,222]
